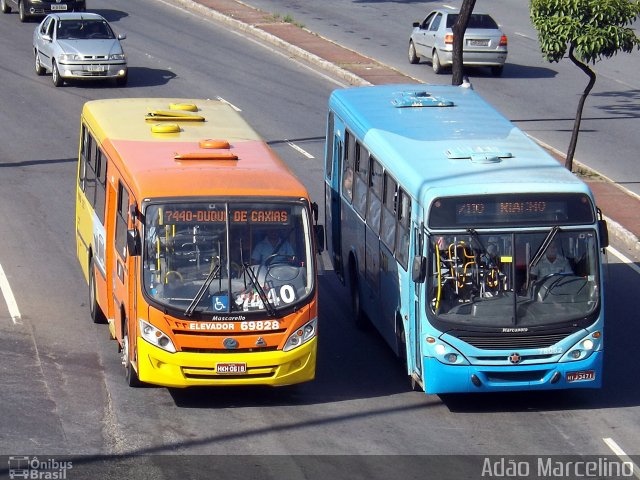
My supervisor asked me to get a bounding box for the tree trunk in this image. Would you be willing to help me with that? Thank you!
[566,45,597,171]
[451,0,476,85]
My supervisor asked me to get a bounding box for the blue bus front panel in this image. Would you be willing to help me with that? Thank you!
[422,351,602,394]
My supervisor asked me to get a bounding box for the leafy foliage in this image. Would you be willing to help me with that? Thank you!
[530,0,640,63]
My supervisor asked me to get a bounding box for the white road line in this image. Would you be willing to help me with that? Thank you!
[514,31,534,40]
[285,140,315,159]
[215,96,242,112]
[607,246,640,276]
[603,437,640,479]
[0,263,22,324]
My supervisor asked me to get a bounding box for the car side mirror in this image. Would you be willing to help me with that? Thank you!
[42,34,52,42]
[314,225,325,254]
[118,33,127,40]
[127,229,141,257]
[412,22,420,28]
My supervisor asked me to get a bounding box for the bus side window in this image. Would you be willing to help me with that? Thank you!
[115,181,130,260]
[366,156,383,235]
[395,188,411,269]
[342,130,355,203]
[352,141,369,218]
[80,124,92,191]
[95,148,107,225]
[381,172,397,251]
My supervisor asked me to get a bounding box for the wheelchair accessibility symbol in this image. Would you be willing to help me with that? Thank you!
[212,295,229,312]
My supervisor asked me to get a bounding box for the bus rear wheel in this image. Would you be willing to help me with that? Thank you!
[89,257,107,324]
[349,263,368,330]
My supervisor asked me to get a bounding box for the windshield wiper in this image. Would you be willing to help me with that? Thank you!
[185,263,221,316]
[241,263,276,317]
[525,225,560,291]
[529,226,560,271]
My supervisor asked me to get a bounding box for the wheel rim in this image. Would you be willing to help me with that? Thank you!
[89,268,96,317]
[35,52,40,72]
[52,64,58,83]
[121,332,129,367]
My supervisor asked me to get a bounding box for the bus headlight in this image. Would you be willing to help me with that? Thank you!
[426,337,469,365]
[283,318,317,352]
[559,331,601,362]
[139,319,176,353]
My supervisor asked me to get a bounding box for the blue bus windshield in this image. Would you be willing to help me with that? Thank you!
[427,230,600,327]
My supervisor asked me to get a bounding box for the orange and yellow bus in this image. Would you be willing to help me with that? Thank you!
[75,98,323,388]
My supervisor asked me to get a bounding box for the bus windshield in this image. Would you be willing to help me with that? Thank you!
[143,201,313,315]
[427,230,600,327]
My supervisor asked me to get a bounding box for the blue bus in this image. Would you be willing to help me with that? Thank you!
[324,84,608,394]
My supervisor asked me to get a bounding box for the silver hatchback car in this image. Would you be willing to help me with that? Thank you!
[33,12,127,87]
[409,9,507,76]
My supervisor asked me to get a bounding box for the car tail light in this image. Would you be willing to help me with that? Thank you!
[499,35,508,46]
[444,34,454,45]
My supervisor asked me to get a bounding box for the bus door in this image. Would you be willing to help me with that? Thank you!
[109,180,132,341]
[411,224,424,379]
[324,112,344,279]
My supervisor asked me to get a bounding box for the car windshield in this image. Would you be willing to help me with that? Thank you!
[445,14,499,29]
[142,201,314,315]
[56,20,115,40]
[427,230,600,327]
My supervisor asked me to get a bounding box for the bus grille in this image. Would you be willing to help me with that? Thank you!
[454,333,569,350]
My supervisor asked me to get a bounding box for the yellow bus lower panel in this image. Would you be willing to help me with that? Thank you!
[136,337,317,388]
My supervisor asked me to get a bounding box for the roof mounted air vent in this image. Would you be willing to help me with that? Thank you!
[151,123,180,134]
[145,110,205,122]
[447,147,513,164]
[392,91,454,108]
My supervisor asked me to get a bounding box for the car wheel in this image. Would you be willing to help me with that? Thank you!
[408,41,420,64]
[52,60,63,87]
[491,65,504,77]
[18,0,28,22]
[34,50,45,76]
[1,0,11,14]
[432,50,442,74]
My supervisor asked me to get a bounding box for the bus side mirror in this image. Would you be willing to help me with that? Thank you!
[412,256,426,283]
[127,229,141,257]
[311,202,319,222]
[598,219,609,249]
[314,225,325,253]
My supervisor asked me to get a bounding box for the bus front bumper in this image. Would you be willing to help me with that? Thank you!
[136,337,317,388]
[422,351,602,394]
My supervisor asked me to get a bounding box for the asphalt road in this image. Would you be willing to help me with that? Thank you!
[0,0,639,477]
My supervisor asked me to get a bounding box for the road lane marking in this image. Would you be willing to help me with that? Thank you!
[0,263,22,324]
[285,140,314,159]
[603,437,640,479]
[607,246,640,276]
[215,96,242,111]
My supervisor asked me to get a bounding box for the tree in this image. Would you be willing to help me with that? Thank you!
[530,0,640,171]
[451,0,477,86]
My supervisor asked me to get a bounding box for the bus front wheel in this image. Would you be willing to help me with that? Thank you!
[122,318,143,387]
